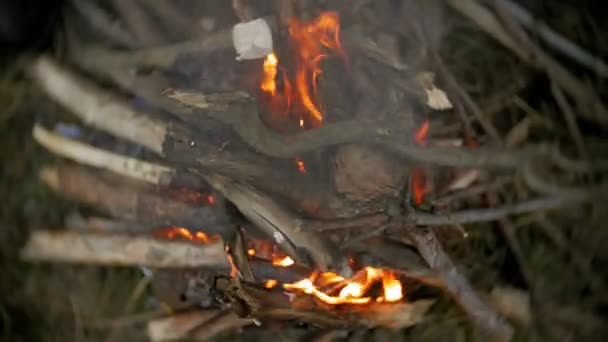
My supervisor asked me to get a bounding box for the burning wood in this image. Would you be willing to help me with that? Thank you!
[20,0,608,340]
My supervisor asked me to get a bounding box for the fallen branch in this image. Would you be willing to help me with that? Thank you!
[21,230,228,268]
[405,226,513,341]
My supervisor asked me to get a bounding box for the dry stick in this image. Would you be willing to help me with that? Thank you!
[405,226,513,341]
[415,193,590,225]
[80,29,232,70]
[431,51,502,144]
[33,124,174,184]
[111,0,165,47]
[28,57,166,154]
[205,174,349,275]
[550,82,588,159]
[447,0,608,127]
[21,230,229,269]
[140,1,198,40]
[493,0,608,77]
[39,164,232,237]
[69,0,135,48]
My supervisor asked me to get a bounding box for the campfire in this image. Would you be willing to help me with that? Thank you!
[19,0,608,340]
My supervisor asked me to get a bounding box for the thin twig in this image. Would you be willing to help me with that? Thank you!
[415,193,591,225]
[69,0,135,48]
[550,82,588,159]
[405,226,513,341]
[447,0,608,126]
[493,0,608,77]
[432,51,502,144]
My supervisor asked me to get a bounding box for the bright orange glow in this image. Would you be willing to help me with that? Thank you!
[296,159,306,173]
[261,52,278,96]
[339,282,365,298]
[412,167,428,205]
[154,227,219,244]
[412,119,430,205]
[415,120,429,145]
[264,279,278,289]
[247,248,256,256]
[299,118,304,127]
[284,278,371,305]
[259,12,346,125]
[272,255,295,267]
[225,246,239,278]
[382,272,403,302]
[283,266,403,305]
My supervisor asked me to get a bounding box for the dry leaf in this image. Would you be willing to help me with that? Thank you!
[416,72,453,110]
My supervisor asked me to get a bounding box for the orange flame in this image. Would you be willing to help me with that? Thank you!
[415,120,429,145]
[264,279,278,289]
[154,226,219,244]
[260,12,346,125]
[261,53,279,96]
[272,255,295,267]
[282,266,403,305]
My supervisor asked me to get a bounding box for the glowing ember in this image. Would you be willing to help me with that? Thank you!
[382,272,403,302]
[226,246,239,278]
[261,52,278,96]
[260,12,346,125]
[296,159,306,173]
[264,279,278,289]
[339,282,365,298]
[415,120,429,145]
[247,248,256,256]
[272,255,295,267]
[412,167,428,205]
[412,119,430,205]
[207,195,216,205]
[154,226,219,244]
[282,266,404,305]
